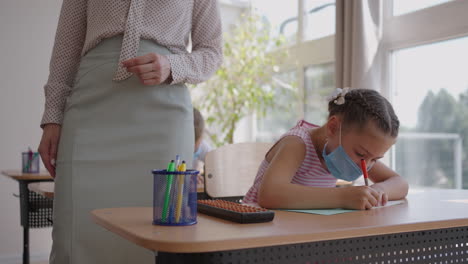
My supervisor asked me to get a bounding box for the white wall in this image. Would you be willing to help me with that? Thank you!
[0,1,62,263]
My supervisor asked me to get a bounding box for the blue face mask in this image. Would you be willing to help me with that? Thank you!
[322,126,363,181]
[194,148,200,159]
[194,144,202,160]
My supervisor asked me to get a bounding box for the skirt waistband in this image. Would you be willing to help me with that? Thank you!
[85,35,172,57]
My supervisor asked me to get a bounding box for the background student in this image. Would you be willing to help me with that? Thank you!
[193,107,213,185]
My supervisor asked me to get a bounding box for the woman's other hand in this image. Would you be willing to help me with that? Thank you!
[38,124,61,178]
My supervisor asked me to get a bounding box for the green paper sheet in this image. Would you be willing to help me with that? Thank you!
[282,200,406,215]
[283,208,356,215]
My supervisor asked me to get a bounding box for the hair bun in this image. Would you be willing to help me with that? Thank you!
[326,87,350,105]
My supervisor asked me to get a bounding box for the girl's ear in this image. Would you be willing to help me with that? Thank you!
[326,116,341,138]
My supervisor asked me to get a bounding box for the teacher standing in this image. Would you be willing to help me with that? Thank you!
[37,0,222,263]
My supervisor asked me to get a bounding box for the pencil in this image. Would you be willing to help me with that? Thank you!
[25,148,33,172]
[360,159,369,186]
[175,161,186,223]
[175,154,181,171]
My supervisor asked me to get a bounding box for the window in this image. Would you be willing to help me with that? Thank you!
[304,63,334,124]
[304,0,335,41]
[251,0,299,44]
[393,0,453,16]
[383,0,468,189]
[256,71,299,142]
[391,37,468,189]
[253,0,336,141]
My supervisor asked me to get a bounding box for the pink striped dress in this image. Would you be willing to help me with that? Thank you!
[243,120,337,205]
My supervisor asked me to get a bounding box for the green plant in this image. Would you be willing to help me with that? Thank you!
[194,13,290,146]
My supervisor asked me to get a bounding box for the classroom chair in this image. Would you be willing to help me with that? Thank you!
[203,142,273,202]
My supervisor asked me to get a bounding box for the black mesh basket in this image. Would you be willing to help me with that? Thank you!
[20,183,53,228]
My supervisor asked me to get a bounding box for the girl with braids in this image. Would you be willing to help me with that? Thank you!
[243,88,408,210]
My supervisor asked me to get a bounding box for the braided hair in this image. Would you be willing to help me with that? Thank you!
[328,89,400,137]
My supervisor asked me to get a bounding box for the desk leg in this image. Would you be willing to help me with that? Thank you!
[23,226,29,264]
[156,252,226,264]
[19,181,30,264]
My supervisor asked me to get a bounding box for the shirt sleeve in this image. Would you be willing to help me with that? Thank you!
[165,0,223,85]
[40,0,87,128]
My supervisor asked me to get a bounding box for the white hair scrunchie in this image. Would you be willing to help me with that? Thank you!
[326,87,350,105]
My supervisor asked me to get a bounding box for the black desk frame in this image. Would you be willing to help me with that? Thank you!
[156,226,468,264]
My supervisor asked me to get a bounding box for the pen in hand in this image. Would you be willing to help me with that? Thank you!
[360,159,369,187]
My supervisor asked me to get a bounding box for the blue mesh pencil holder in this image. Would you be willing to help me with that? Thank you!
[152,169,199,226]
[22,152,40,173]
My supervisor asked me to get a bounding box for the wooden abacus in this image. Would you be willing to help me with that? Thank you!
[197,199,275,223]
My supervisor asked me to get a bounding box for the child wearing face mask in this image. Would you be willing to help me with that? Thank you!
[243,88,409,210]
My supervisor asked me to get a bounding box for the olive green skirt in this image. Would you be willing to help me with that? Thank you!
[51,36,194,264]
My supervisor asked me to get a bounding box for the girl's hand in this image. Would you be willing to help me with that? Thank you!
[38,124,61,178]
[121,53,171,85]
[339,186,381,210]
[370,184,388,206]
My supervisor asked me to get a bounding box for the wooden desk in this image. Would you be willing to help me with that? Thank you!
[196,185,204,193]
[27,185,204,199]
[2,170,53,264]
[24,182,203,200]
[92,189,468,263]
[2,170,52,181]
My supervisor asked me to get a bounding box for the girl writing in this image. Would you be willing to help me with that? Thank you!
[244,88,408,210]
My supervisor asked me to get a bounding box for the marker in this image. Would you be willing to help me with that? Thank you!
[161,160,175,222]
[175,161,186,223]
[175,155,181,171]
[360,159,369,186]
[26,147,33,172]
[31,152,39,172]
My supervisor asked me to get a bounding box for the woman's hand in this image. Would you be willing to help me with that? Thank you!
[122,53,171,85]
[339,186,381,210]
[38,124,61,178]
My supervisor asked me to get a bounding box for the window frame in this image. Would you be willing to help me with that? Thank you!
[254,0,335,141]
[381,0,468,174]
[381,0,468,99]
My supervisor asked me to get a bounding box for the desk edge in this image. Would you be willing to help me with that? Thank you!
[91,209,468,253]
